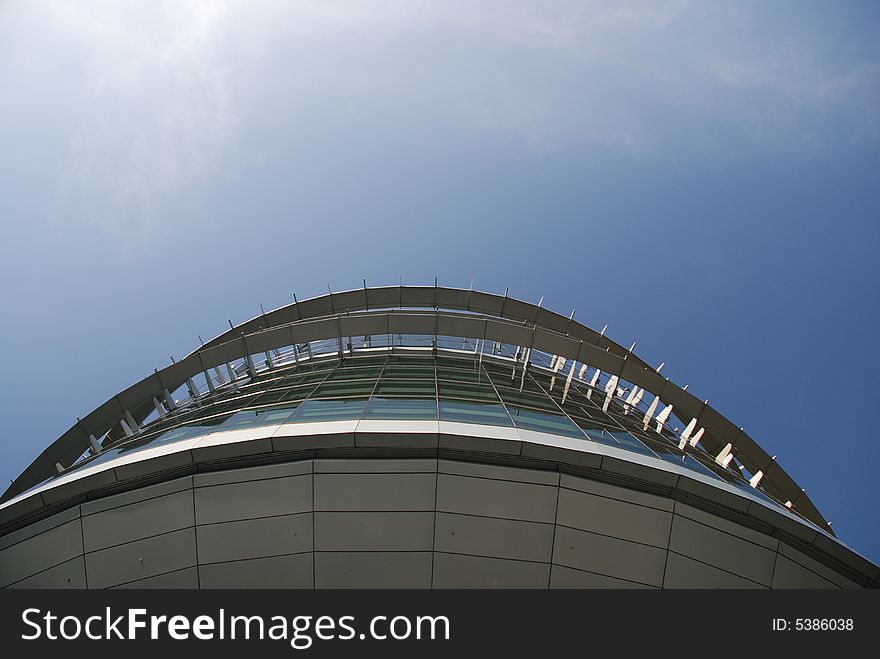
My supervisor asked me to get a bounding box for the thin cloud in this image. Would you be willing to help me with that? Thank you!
[0,1,876,245]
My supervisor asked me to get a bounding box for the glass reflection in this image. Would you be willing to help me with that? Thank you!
[220,406,299,429]
[507,407,585,438]
[286,398,368,422]
[363,398,438,420]
[61,350,796,519]
[439,400,513,426]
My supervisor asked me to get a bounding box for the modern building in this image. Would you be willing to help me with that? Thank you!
[0,285,876,589]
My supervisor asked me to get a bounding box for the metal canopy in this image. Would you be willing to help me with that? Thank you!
[1,285,831,534]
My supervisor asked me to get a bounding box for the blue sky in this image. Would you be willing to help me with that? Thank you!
[1,1,878,562]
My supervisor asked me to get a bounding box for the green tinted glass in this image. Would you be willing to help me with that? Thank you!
[310,380,376,398]
[435,356,477,370]
[287,398,367,422]
[437,382,499,402]
[602,430,653,455]
[363,398,438,420]
[387,356,434,366]
[220,406,298,428]
[251,388,301,406]
[436,367,484,382]
[277,370,332,386]
[374,379,436,396]
[438,400,512,426]
[382,366,435,379]
[494,387,558,411]
[342,356,388,367]
[507,407,585,438]
[269,383,319,402]
[325,365,385,381]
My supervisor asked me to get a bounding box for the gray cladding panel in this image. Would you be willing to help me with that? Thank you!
[771,555,838,589]
[193,461,311,487]
[314,459,435,473]
[549,565,655,589]
[673,502,777,550]
[85,527,197,589]
[200,554,314,589]
[559,474,673,511]
[5,556,87,589]
[0,457,865,589]
[0,518,84,588]
[0,507,80,551]
[316,552,432,588]
[314,473,436,511]
[80,477,192,515]
[552,526,667,587]
[663,552,766,589]
[434,512,554,562]
[314,512,434,551]
[113,567,200,589]
[668,514,776,586]
[438,460,558,486]
[82,490,194,552]
[195,474,312,524]
[556,487,672,548]
[776,542,859,589]
[432,553,550,588]
[436,474,557,523]
[197,514,313,563]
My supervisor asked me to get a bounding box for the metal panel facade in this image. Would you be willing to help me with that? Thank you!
[1,454,863,588]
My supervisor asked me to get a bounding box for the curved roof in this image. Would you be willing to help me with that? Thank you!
[2,285,830,533]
